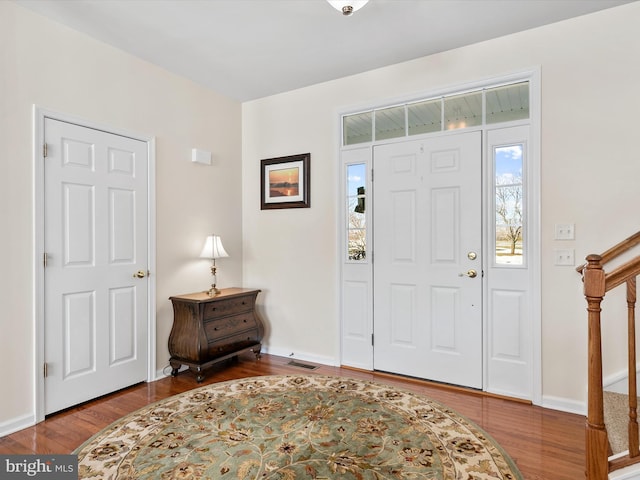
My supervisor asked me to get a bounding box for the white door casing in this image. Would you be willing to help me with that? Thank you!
[36,113,155,417]
[373,132,483,389]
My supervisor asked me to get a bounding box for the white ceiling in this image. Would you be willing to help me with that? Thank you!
[14,0,635,102]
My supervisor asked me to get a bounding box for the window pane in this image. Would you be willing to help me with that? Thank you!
[444,91,482,130]
[347,164,366,261]
[486,82,529,124]
[495,144,524,265]
[408,98,442,135]
[375,105,405,140]
[343,112,372,145]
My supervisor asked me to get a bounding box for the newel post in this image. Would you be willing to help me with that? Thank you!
[583,254,608,480]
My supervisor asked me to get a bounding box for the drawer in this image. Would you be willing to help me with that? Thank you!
[203,296,253,319]
[204,313,257,340]
[207,330,260,356]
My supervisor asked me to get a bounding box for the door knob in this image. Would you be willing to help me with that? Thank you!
[133,270,147,278]
[459,269,478,278]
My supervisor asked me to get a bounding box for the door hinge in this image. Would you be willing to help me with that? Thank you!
[371,168,374,182]
[371,333,374,346]
[43,143,48,158]
[43,362,48,378]
[43,252,48,268]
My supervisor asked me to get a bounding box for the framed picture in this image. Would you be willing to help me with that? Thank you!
[260,153,310,210]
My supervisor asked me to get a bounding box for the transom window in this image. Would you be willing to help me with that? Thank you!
[343,81,529,146]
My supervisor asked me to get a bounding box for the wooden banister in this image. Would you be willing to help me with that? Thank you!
[580,232,640,479]
[577,231,640,273]
[605,256,640,292]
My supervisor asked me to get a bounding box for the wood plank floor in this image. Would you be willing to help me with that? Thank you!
[0,353,585,479]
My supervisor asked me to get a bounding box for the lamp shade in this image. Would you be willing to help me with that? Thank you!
[199,235,229,259]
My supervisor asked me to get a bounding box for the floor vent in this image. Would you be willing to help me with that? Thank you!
[287,360,319,370]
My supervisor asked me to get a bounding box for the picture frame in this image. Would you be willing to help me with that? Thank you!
[260,153,310,210]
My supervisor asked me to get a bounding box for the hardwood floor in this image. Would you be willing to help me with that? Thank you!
[0,353,585,479]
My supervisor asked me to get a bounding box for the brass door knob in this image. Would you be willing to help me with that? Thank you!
[459,269,478,278]
[133,270,147,278]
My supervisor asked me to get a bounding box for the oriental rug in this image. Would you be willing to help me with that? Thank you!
[74,375,522,479]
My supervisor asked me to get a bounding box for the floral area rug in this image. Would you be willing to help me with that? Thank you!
[74,375,522,479]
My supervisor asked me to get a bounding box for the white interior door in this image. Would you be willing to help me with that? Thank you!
[44,118,149,414]
[373,131,482,389]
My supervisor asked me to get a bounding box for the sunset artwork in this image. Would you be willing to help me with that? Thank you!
[269,167,299,197]
[260,153,309,209]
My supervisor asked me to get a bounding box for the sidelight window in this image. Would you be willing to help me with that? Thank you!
[494,144,524,265]
[346,163,367,261]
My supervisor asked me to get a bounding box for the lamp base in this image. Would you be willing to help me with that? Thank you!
[206,285,221,296]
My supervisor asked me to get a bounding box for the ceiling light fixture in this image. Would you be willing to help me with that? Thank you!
[327,0,369,16]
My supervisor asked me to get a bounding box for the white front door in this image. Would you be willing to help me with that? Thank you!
[44,118,149,414]
[373,131,482,389]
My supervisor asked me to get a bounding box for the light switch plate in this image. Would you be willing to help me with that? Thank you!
[554,248,575,266]
[555,223,575,240]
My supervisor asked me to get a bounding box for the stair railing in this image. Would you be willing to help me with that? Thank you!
[578,231,640,479]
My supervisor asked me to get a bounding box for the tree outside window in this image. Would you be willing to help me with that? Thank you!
[347,164,366,261]
[495,145,523,265]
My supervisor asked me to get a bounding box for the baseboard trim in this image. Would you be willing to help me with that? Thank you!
[609,462,640,480]
[541,395,586,415]
[266,348,587,415]
[155,364,188,381]
[604,367,640,394]
[0,413,35,438]
[260,346,339,368]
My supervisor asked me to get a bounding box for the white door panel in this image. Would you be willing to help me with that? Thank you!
[341,148,373,370]
[373,132,482,389]
[485,125,534,400]
[44,118,149,414]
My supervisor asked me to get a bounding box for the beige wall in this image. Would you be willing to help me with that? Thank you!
[242,2,640,411]
[0,2,243,430]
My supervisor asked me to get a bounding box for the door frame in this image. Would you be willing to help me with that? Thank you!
[337,69,541,405]
[32,106,157,423]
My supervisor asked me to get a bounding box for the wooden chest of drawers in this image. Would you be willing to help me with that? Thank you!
[168,288,264,382]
